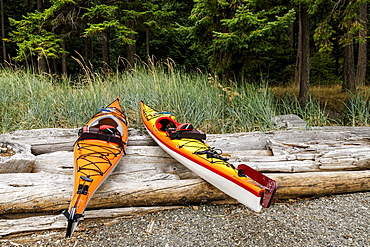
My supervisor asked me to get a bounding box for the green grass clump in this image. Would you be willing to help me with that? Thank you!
[341,90,370,126]
[275,93,331,127]
[0,62,353,135]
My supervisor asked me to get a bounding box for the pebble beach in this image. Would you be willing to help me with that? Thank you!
[1,192,369,247]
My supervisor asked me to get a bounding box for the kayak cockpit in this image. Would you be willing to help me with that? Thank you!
[155,117,206,141]
[77,126,123,145]
[155,116,178,132]
[89,115,124,135]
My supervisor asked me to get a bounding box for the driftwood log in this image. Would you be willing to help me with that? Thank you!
[0,206,184,237]
[0,141,35,173]
[2,126,370,212]
[1,127,370,236]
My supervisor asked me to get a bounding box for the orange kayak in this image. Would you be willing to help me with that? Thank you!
[140,101,277,212]
[63,97,128,237]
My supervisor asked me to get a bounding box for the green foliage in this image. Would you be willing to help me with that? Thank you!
[114,0,176,39]
[6,0,178,71]
[84,20,136,45]
[314,22,336,53]
[310,52,341,85]
[81,4,136,46]
[8,10,67,61]
[314,0,368,52]
[1,0,369,86]
[83,4,118,20]
[189,0,296,81]
[144,0,208,70]
[8,0,84,61]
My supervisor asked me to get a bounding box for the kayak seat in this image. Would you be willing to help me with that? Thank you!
[99,125,119,135]
[155,117,178,132]
[89,115,124,135]
[176,123,194,131]
[78,126,122,144]
[166,123,206,140]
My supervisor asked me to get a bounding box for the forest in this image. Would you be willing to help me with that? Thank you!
[0,0,368,105]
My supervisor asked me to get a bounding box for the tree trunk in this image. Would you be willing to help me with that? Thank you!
[342,34,356,92]
[127,40,136,67]
[1,0,6,63]
[84,37,89,62]
[35,0,47,73]
[126,22,136,68]
[84,37,94,71]
[356,3,367,86]
[36,0,42,11]
[102,29,110,71]
[61,38,67,75]
[146,28,150,58]
[52,58,57,74]
[294,22,301,86]
[38,56,48,73]
[296,5,310,106]
[288,22,294,50]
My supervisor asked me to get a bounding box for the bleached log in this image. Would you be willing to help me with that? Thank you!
[0,141,35,173]
[264,139,370,172]
[2,126,370,155]
[245,160,319,173]
[269,170,370,199]
[3,126,370,237]
[0,206,184,237]
[0,172,229,215]
[1,127,369,173]
[32,148,273,179]
[32,145,370,177]
[32,148,198,179]
[1,170,370,215]
[2,127,370,214]
[0,128,157,155]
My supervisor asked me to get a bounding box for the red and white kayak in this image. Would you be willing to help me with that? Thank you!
[140,101,277,212]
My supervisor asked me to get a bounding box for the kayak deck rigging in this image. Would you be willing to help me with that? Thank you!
[75,142,124,177]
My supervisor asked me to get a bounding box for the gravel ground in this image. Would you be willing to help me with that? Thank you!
[1,192,370,247]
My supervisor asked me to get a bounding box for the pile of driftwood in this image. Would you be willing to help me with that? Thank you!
[1,126,370,237]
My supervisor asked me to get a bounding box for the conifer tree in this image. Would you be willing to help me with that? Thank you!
[314,0,368,92]
[190,0,296,81]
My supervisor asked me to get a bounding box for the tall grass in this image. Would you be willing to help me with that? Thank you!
[224,81,276,132]
[275,93,331,127]
[341,90,370,126]
[0,62,351,135]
